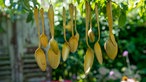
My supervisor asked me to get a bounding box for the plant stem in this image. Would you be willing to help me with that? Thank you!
[126,55,132,75]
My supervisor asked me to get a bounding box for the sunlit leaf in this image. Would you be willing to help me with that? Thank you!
[0,0,5,8]
[118,12,126,27]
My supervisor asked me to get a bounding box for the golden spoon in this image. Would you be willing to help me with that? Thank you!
[40,8,49,48]
[48,4,60,55]
[34,7,46,71]
[88,4,95,42]
[47,4,60,69]
[69,3,78,53]
[84,1,94,75]
[94,4,103,65]
[62,7,70,61]
[104,0,118,60]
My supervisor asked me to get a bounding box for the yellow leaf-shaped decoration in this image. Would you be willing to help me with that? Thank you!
[62,42,70,61]
[94,42,103,64]
[48,48,60,69]
[104,38,118,60]
[88,28,95,42]
[84,48,94,75]
[50,38,60,55]
[69,36,78,53]
[40,34,48,48]
[35,48,46,71]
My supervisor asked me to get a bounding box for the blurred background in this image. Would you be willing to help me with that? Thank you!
[0,0,146,82]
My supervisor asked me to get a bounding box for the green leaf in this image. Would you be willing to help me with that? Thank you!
[0,0,5,8]
[26,12,33,23]
[0,26,4,33]
[121,2,128,10]
[118,12,126,27]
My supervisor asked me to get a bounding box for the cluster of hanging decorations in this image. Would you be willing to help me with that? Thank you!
[33,0,118,75]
